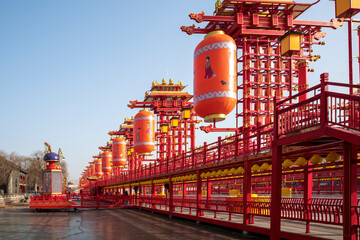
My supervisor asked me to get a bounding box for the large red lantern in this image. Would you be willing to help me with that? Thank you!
[90,163,95,176]
[94,158,103,177]
[101,151,112,175]
[194,30,237,122]
[133,109,155,154]
[112,137,127,167]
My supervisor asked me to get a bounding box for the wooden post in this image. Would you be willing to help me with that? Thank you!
[196,170,202,216]
[169,176,174,211]
[304,163,312,233]
[343,142,358,240]
[320,73,329,128]
[243,159,252,224]
[270,145,282,239]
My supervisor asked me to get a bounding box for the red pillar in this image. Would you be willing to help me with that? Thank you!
[182,182,187,199]
[169,176,174,211]
[270,145,282,240]
[151,180,155,208]
[304,163,313,233]
[207,180,211,201]
[196,170,202,216]
[343,142,358,240]
[243,159,252,224]
[190,122,195,151]
[298,60,308,103]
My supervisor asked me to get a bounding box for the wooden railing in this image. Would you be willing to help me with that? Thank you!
[276,73,360,137]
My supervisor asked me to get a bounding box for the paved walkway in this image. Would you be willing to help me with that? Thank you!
[140,204,343,240]
[0,206,265,240]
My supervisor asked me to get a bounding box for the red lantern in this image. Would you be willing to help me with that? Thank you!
[90,163,95,176]
[101,151,112,175]
[133,109,155,154]
[94,158,103,177]
[112,137,127,167]
[194,30,237,122]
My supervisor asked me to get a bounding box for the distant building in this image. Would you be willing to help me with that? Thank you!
[0,157,27,195]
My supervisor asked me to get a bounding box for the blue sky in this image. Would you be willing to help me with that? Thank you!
[0,0,358,183]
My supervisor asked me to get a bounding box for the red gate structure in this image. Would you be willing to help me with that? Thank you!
[78,1,360,239]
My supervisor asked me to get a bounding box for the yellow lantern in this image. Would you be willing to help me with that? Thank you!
[282,159,293,168]
[295,157,307,167]
[260,163,270,171]
[280,31,302,56]
[335,0,360,18]
[236,166,244,174]
[229,168,237,175]
[170,117,179,128]
[130,147,134,153]
[222,169,229,176]
[181,108,191,119]
[161,123,169,133]
[326,151,340,163]
[310,154,323,165]
[251,164,260,172]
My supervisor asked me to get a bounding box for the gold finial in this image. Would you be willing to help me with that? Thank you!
[176,81,180,85]
[120,124,123,128]
[58,148,65,160]
[131,116,134,120]
[215,0,222,13]
[169,78,173,84]
[180,81,183,86]
[162,78,166,85]
[145,91,149,97]
[152,81,155,87]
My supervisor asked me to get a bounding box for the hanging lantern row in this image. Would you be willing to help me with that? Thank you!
[153,178,169,184]
[280,152,341,169]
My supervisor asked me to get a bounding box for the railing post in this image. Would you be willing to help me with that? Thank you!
[235,129,239,157]
[257,121,261,153]
[217,137,221,162]
[196,169,202,217]
[320,73,329,127]
[273,96,278,138]
[169,175,174,211]
[181,152,185,169]
[304,162,313,233]
[166,157,169,173]
[203,142,207,164]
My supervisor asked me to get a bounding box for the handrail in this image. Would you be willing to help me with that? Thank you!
[96,75,360,186]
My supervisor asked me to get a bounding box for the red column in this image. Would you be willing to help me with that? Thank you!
[304,163,313,233]
[196,170,202,217]
[343,142,358,240]
[270,145,282,240]
[298,60,308,102]
[182,182,187,200]
[151,180,155,208]
[190,122,196,151]
[207,180,211,201]
[167,134,172,160]
[358,26,360,86]
[169,176,174,211]
[243,159,252,224]
[206,180,211,209]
